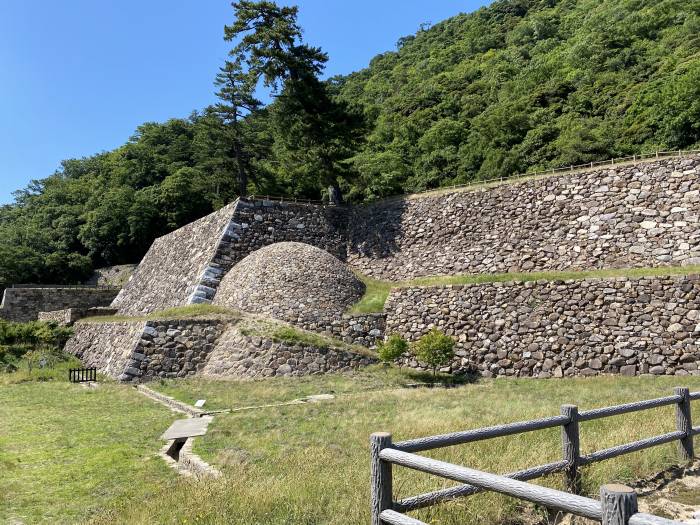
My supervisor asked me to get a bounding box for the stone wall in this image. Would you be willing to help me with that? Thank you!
[384,274,700,378]
[112,202,239,315]
[65,318,374,382]
[67,319,226,382]
[298,313,386,347]
[114,198,349,315]
[38,307,118,325]
[66,321,146,378]
[202,326,375,379]
[0,287,118,323]
[348,156,700,280]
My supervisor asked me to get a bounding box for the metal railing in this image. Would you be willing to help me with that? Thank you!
[69,367,97,383]
[371,387,699,525]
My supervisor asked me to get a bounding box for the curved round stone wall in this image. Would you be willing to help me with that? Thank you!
[348,155,700,280]
[213,242,364,325]
[384,274,700,378]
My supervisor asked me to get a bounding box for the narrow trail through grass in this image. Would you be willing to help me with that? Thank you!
[349,265,700,314]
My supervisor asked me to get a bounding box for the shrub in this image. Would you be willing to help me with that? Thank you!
[377,334,408,367]
[0,320,73,369]
[412,328,455,378]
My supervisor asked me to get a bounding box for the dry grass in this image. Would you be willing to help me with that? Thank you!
[93,373,700,525]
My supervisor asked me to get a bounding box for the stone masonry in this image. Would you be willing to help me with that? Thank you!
[202,326,375,379]
[348,156,700,280]
[66,318,374,382]
[384,274,700,378]
[114,199,349,316]
[0,287,118,323]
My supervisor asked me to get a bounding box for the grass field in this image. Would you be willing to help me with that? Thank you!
[107,370,700,525]
[3,366,700,524]
[349,264,700,314]
[0,365,175,524]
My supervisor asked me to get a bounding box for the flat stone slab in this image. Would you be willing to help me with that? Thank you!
[161,416,213,441]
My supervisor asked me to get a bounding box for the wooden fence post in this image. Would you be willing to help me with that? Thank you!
[561,404,580,494]
[600,484,637,525]
[371,432,393,525]
[674,387,694,461]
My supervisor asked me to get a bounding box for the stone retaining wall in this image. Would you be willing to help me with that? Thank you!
[133,320,226,382]
[0,287,118,323]
[202,326,375,379]
[384,274,700,378]
[65,321,146,378]
[65,318,374,382]
[38,307,118,325]
[348,156,700,280]
[298,313,386,347]
[114,199,349,315]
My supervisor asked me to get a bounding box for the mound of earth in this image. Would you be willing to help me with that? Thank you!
[213,242,364,323]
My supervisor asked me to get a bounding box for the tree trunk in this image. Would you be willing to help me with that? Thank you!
[328,183,343,205]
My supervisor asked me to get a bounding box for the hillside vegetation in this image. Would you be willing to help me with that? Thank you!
[1,0,699,286]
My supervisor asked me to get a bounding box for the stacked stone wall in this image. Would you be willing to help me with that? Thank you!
[114,199,349,315]
[384,274,700,378]
[202,326,375,379]
[38,307,118,325]
[297,313,386,347]
[0,287,118,323]
[112,202,240,315]
[65,321,146,378]
[348,156,700,280]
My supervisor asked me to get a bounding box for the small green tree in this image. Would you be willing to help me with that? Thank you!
[377,334,408,371]
[412,329,455,378]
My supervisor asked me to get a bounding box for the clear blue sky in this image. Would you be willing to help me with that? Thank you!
[0,0,488,204]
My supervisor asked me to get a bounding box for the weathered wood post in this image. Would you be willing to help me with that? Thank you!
[674,387,694,461]
[561,404,580,494]
[600,484,638,525]
[371,432,393,525]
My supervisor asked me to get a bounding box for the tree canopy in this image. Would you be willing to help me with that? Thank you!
[1,0,698,286]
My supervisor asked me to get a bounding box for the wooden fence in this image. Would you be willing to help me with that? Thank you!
[371,387,700,525]
[69,367,97,383]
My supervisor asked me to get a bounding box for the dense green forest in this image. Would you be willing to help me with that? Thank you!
[1,0,699,286]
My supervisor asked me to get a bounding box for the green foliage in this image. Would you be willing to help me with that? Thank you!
[0,319,73,371]
[1,0,698,285]
[377,334,408,365]
[336,0,700,199]
[412,328,455,377]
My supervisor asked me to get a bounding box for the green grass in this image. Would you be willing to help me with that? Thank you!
[114,373,700,525]
[349,265,700,314]
[0,373,175,524]
[82,303,240,323]
[4,367,700,524]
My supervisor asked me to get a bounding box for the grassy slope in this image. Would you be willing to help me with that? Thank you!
[349,265,700,314]
[108,372,700,525]
[0,373,175,524]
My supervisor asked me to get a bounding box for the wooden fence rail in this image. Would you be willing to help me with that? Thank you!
[371,387,698,525]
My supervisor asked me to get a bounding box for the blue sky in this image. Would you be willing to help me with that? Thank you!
[0,0,488,204]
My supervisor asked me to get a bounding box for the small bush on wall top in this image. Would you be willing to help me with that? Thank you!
[377,334,408,368]
[412,329,455,378]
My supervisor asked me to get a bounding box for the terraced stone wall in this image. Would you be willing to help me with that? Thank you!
[348,155,700,280]
[113,199,349,316]
[384,274,700,378]
[202,326,375,379]
[0,287,118,323]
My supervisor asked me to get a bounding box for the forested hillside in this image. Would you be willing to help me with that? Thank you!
[1,0,699,286]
